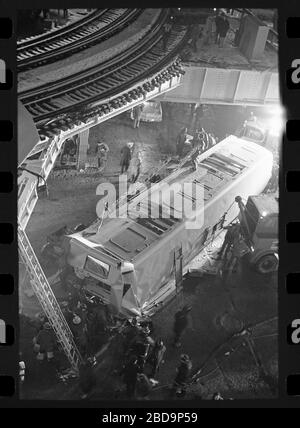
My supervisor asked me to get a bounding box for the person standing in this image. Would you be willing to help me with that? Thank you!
[162,20,172,52]
[79,358,97,399]
[215,11,223,45]
[191,130,205,152]
[121,356,139,398]
[35,322,57,362]
[190,24,200,53]
[129,152,142,183]
[96,142,109,170]
[147,338,166,379]
[218,12,230,47]
[218,223,240,261]
[71,315,88,357]
[129,327,154,372]
[120,143,132,174]
[198,128,209,151]
[176,127,188,157]
[172,354,193,397]
[132,104,144,129]
[173,305,193,348]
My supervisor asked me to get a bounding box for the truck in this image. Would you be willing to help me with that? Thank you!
[235,193,278,274]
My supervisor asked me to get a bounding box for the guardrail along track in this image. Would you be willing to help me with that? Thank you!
[17,9,142,71]
[19,10,189,135]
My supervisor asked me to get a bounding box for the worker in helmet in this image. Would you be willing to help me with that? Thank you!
[35,322,57,362]
[218,222,240,261]
[121,355,139,398]
[172,305,193,348]
[79,357,97,399]
[128,326,154,372]
[120,143,132,174]
[172,354,192,397]
[71,315,88,357]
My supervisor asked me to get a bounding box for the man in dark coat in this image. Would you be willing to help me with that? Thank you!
[172,354,192,397]
[173,305,193,348]
[129,327,154,372]
[35,322,57,362]
[216,12,230,47]
[121,356,139,398]
[147,338,166,379]
[120,144,132,173]
[79,358,97,399]
[218,223,240,260]
[132,104,144,129]
[162,20,172,51]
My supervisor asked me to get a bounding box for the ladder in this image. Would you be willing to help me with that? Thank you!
[18,123,90,371]
[18,226,83,371]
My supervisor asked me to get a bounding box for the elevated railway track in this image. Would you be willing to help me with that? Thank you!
[17,9,142,71]
[19,9,188,138]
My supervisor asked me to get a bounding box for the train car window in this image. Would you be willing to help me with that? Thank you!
[212,153,245,171]
[84,255,110,279]
[244,127,265,142]
[198,163,224,180]
[136,218,164,235]
[110,228,147,253]
[209,154,243,173]
[202,158,237,176]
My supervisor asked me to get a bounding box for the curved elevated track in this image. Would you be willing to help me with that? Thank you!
[19,9,189,138]
[17,9,142,71]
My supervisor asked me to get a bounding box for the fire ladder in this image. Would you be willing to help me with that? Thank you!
[18,128,84,371]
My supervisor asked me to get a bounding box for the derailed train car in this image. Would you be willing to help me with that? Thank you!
[67,136,273,317]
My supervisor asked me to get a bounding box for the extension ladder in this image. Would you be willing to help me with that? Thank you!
[18,227,83,371]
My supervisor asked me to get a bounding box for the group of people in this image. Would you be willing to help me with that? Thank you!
[118,317,165,399]
[175,126,218,158]
[28,270,225,400]
[196,9,232,49]
[116,303,195,399]
[95,140,141,183]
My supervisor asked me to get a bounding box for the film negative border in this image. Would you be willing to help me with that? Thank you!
[0,0,300,408]
[0,2,16,400]
[282,5,300,400]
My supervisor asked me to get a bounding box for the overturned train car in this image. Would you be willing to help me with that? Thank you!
[67,136,273,317]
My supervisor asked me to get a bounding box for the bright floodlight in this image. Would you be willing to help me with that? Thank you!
[265,104,286,137]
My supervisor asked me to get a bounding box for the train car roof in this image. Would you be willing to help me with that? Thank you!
[70,136,272,261]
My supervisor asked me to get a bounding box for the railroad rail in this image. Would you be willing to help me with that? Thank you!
[19,10,189,137]
[17,9,142,71]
